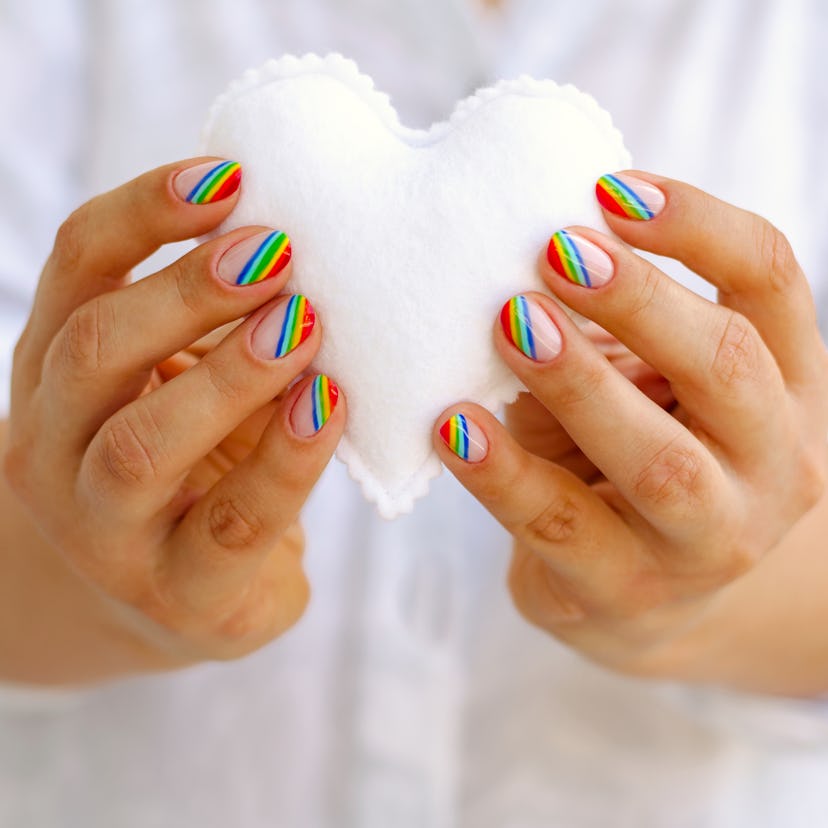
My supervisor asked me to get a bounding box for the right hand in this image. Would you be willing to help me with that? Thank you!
[505,320,676,483]
[2,158,345,676]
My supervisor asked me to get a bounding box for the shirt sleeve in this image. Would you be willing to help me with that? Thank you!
[0,0,89,418]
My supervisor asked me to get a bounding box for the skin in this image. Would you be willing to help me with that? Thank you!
[0,159,346,684]
[434,172,828,696]
[2,161,828,696]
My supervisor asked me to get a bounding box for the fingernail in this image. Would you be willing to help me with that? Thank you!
[251,295,315,360]
[596,173,665,220]
[500,295,562,362]
[174,160,242,204]
[291,375,339,436]
[547,229,614,287]
[439,413,488,463]
[218,230,292,286]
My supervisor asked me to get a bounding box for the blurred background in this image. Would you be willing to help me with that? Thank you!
[1,1,827,826]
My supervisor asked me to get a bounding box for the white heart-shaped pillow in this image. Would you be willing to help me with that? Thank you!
[200,54,630,518]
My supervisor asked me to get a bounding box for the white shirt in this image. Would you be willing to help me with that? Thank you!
[1,1,828,826]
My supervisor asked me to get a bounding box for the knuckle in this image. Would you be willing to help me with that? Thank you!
[223,566,310,658]
[53,299,111,378]
[212,605,266,648]
[669,517,754,592]
[273,564,312,628]
[688,540,756,593]
[718,541,759,582]
[633,440,709,515]
[1,436,31,497]
[507,549,544,621]
[614,539,757,625]
[524,494,582,547]
[97,411,161,487]
[169,256,203,317]
[272,460,314,501]
[508,550,547,624]
[52,207,90,272]
[556,360,606,409]
[628,260,662,320]
[710,311,761,394]
[793,444,828,513]
[507,548,585,627]
[477,450,531,511]
[755,219,800,294]
[213,566,310,654]
[206,493,264,551]
[203,357,245,404]
[614,576,673,621]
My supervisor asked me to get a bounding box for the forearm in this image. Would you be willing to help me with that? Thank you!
[638,441,828,697]
[0,418,168,685]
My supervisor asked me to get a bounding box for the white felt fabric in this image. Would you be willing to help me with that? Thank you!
[201,54,630,518]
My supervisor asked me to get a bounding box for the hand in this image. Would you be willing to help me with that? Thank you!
[434,172,828,677]
[1,159,345,681]
[505,320,676,484]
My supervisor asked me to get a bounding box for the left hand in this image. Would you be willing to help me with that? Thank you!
[434,172,828,677]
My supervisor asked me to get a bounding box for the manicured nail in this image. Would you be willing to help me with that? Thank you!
[291,375,339,436]
[500,295,562,362]
[251,295,315,360]
[439,413,488,462]
[547,229,614,287]
[595,173,665,220]
[174,160,242,204]
[218,230,292,286]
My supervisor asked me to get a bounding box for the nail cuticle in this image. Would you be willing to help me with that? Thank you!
[547,229,614,288]
[500,295,562,362]
[174,160,242,204]
[439,413,488,462]
[218,230,292,286]
[290,375,339,437]
[251,294,315,360]
[595,173,665,221]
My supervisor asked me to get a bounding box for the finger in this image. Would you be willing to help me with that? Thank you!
[79,294,319,516]
[160,374,344,612]
[16,157,242,394]
[505,337,675,464]
[595,171,823,391]
[496,293,733,544]
[41,226,293,449]
[542,227,789,466]
[433,403,642,613]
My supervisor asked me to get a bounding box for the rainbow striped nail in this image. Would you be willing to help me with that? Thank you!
[547,229,613,287]
[252,294,315,360]
[291,375,340,437]
[500,295,562,362]
[595,173,665,220]
[175,160,242,204]
[439,413,488,463]
[219,230,292,286]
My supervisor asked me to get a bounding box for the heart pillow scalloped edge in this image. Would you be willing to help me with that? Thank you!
[199,53,631,519]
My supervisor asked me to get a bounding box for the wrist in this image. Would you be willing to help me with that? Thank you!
[621,475,828,697]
